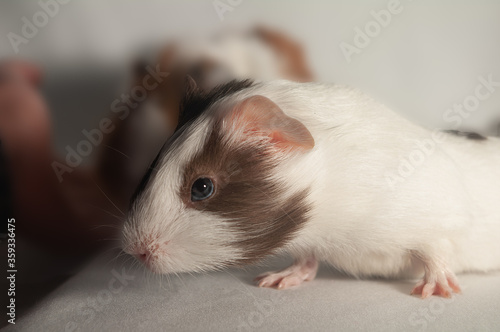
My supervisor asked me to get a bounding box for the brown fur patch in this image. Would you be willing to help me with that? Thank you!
[180,123,311,265]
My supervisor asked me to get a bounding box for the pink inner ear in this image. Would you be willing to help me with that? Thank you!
[230,95,314,151]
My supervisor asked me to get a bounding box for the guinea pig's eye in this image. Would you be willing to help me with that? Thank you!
[191,178,215,202]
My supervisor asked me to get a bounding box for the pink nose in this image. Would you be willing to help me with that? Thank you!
[127,241,169,265]
[137,253,148,262]
[131,248,155,264]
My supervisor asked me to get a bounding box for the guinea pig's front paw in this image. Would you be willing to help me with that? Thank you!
[411,268,461,299]
[254,256,318,290]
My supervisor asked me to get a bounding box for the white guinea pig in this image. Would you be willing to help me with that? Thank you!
[122,79,500,298]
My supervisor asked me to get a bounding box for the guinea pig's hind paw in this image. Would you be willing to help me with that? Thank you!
[411,270,461,299]
[254,257,318,290]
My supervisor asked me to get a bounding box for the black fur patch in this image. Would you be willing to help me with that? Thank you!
[177,79,254,130]
[444,130,487,141]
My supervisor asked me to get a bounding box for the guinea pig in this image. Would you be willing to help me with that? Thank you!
[121,78,500,298]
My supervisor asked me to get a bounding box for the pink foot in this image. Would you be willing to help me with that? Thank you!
[411,267,461,299]
[254,256,318,290]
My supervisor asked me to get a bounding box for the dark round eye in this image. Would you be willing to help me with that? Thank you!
[191,178,215,202]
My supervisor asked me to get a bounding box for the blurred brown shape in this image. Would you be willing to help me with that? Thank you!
[254,26,314,83]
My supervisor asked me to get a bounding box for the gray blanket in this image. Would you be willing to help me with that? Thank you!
[6,251,500,332]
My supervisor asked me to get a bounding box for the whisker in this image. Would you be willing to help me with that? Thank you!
[85,203,125,222]
[90,224,123,231]
[89,176,125,216]
[104,144,131,159]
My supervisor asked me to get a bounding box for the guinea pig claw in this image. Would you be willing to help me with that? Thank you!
[255,256,318,290]
[411,269,461,299]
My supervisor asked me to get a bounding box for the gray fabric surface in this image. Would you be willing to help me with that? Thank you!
[5,251,500,332]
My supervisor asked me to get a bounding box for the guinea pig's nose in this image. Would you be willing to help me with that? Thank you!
[134,249,153,263]
[131,241,170,263]
[137,252,148,262]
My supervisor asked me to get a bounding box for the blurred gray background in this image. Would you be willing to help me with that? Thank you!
[1,0,500,154]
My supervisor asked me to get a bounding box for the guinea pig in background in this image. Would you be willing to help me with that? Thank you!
[96,26,313,211]
[122,77,500,299]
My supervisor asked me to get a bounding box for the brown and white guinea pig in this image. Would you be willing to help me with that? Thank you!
[122,78,500,298]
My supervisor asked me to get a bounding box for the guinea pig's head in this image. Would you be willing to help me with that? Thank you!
[122,80,315,274]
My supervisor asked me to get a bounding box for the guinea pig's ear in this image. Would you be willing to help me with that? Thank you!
[227,95,314,152]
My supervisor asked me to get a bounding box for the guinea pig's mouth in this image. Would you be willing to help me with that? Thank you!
[122,239,171,272]
[133,251,168,274]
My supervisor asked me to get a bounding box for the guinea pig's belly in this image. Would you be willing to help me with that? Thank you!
[322,249,421,279]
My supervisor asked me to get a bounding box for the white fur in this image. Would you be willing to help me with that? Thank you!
[125,80,500,279]
[217,80,500,278]
[123,115,245,274]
